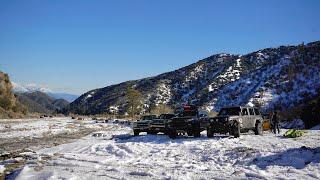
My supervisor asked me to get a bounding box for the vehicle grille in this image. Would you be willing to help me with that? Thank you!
[170,118,189,128]
[137,123,149,127]
[212,117,227,123]
[152,120,164,124]
[151,123,164,126]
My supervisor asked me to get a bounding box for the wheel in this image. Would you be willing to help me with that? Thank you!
[164,129,170,135]
[168,130,177,139]
[254,121,263,135]
[232,122,240,138]
[187,131,193,136]
[193,129,201,138]
[192,123,201,138]
[207,127,214,138]
[133,130,139,136]
[148,130,157,135]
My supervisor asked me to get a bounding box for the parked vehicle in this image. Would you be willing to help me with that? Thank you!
[262,113,271,131]
[166,105,208,139]
[206,106,263,138]
[133,115,157,136]
[149,114,176,134]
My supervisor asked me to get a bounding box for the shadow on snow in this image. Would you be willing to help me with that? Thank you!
[251,146,320,169]
[112,133,232,144]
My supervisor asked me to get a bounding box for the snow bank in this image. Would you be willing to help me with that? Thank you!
[0,165,5,174]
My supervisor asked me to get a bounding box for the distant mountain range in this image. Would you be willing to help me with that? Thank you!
[16,91,69,114]
[12,82,79,102]
[1,73,68,116]
[67,41,320,115]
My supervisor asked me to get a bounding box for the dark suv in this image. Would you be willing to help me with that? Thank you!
[167,105,208,139]
[206,106,263,138]
[149,114,176,134]
[133,115,157,136]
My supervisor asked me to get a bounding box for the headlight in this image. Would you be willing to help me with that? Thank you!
[210,118,219,123]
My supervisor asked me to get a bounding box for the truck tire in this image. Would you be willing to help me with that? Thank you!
[193,129,201,138]
[254,121,263,135]
[133,130,140,136]
[168,130,177,139]
[207,127,214,138]
[232,123,240,138]
[147,130,157,135]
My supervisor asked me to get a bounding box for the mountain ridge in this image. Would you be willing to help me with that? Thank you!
[68,41,320,115]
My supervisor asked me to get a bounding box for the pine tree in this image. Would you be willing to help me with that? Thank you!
[150,103,173,115]
[125,87,142,120]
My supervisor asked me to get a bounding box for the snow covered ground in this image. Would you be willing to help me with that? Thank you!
[4,120,319,180]
[0,118,77,139]
[0,117,110,139]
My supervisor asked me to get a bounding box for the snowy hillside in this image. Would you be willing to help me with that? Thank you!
[68,41,320,115]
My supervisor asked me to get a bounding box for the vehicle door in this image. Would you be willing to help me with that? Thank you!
[248,108,256,128]
[241,107,250,128]
[254,107,262,124]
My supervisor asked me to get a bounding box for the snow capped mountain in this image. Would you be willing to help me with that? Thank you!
[12,83,78,102]
[12,82,52,93]
[68,41,320,115]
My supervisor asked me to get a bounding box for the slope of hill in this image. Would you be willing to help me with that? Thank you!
[0,72,27,118]
[68,41,320,115]
[46,92,78,103]
[16,91,69,114]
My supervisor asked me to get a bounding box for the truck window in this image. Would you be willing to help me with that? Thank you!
[254,108,260,115]
[160,114,175,119]
[141,115,157,120]
[249,108,255,115]
[218,107,241,116]
[242,108,248,115]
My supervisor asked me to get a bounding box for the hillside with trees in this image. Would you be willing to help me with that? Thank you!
[16,91,69,114]
[0,71,27,118]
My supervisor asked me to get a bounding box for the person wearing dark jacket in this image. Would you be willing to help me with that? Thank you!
[272,111,280,134]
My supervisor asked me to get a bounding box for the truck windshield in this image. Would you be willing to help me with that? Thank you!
[141,115,157,120]
[159,114,175,119]
[218,107,241,116]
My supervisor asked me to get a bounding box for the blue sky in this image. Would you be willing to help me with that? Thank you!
[0,0,319,95]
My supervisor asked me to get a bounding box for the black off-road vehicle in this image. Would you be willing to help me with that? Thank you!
[149,114,176,134]
[133,115,157,136]
[166,105,208,139]
[206,106,263,138]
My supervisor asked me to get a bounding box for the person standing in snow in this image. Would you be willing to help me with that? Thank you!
[272,111,280,134]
